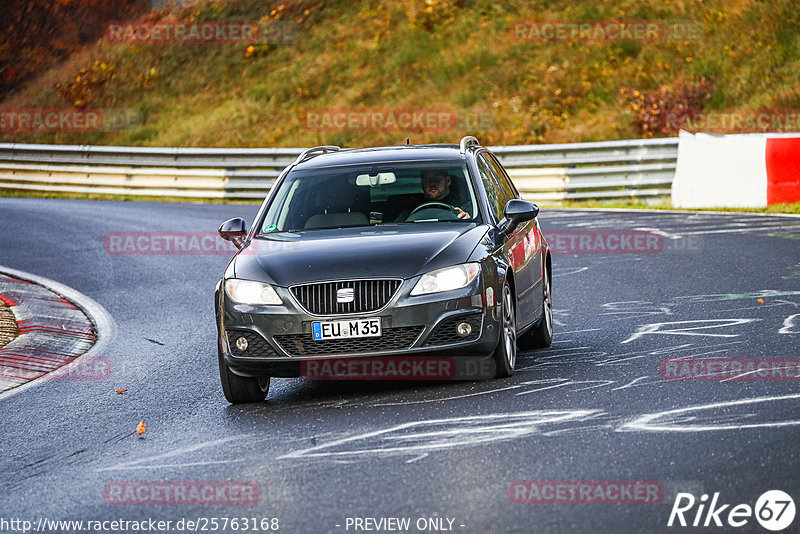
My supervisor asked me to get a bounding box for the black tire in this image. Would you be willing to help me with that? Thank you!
[518,264,553,349]
[492,283,517,378]
[218,348,270,404]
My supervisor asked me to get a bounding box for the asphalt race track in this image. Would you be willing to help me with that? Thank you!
[1,198,800,533]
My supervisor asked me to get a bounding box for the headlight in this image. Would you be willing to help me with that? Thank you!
[224,279,282,305]
[410,263,481,296]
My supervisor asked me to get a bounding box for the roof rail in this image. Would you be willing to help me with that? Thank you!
[459,136,480,153]
[293,145,341,165]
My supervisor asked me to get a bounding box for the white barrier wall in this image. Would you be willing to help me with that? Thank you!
[672,131,767,208]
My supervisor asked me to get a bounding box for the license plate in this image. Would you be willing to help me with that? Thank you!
[312,318,381,340]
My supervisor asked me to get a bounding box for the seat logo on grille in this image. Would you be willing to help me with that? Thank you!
[337,288,355,303]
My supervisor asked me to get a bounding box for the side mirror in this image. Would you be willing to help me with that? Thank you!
[498,199,539,234]
[218,218,248,249]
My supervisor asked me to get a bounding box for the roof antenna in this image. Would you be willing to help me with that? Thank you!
[406,137,410,145]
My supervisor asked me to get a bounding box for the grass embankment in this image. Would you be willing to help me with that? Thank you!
[1,0,798,211]
[1,0,799,148]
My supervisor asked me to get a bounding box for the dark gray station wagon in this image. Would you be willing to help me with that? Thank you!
[215,136,552,403]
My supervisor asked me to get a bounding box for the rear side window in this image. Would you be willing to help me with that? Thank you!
[486,153,518,201]
[476,154,506,221]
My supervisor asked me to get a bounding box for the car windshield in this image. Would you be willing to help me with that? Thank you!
[258,160,481,234]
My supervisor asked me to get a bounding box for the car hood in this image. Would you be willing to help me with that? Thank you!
[232,224,489,286]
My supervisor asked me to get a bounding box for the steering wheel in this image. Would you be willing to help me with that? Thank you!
[409,201,458,217]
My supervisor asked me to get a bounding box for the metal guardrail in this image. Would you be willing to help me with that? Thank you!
[0,138,678,201]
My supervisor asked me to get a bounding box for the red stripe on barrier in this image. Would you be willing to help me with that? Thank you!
[766,137,800,205]
[0,294,17,306]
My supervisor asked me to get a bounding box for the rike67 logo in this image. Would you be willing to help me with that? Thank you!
[668,490,795,531]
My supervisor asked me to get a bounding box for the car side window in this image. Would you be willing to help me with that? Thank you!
[486,153,518,200]
[476,154,507,221]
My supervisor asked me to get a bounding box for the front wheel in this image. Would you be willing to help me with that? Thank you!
[518,265,553,349]
[492,284,517,378]
[218,348,270,404]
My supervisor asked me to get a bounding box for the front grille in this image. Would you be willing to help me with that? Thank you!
[423,313,482,347]
[274,326,423,356]
[290,279,402,315]
[227,330,278,358]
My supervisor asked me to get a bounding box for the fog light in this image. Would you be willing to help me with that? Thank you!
[236,336,249,351]
[456,322,472,337]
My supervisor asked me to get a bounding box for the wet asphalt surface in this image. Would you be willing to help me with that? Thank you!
[1,197,800,533]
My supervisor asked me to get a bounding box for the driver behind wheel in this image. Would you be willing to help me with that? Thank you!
[397,170,471,221]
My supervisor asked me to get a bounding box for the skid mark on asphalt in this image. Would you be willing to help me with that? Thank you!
[670,224,800,236]
[674,290,800,303]
[367,381,538,406]
[779,313,800,334]
[590,292,798,342]
[91,375,800,467]
[718,362,800,382]
[97,435,253,472]
[515,379,614,395]
[285,395,800,461]
[553,267,589,277]
[361,346,726,406]
[610,376,655,390]
[522,348,606,364]
[596,341,742,366]
[518,340,744,371]
[281,393,800,462]
[277,410,604,460]
[621,318,759,344]
[599,301,674,322]
[712,299,799,313]
[551,310,569,327]
[618,393,800,433]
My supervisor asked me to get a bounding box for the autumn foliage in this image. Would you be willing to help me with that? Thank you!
[54,60,116,108]
[0,0,149,100]
[622,81,713,136]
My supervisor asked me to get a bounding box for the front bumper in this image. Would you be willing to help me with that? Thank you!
[218,277,501,377]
